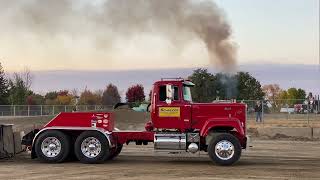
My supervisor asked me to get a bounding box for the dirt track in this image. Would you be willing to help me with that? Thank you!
[1,111,320,179]
[0,139,319,180]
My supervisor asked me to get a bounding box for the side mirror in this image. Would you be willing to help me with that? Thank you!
[166,84,173,104]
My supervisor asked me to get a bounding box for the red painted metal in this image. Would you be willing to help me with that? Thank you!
[40,79,247,148]
[144,121,154,131]
[192,103,246,134]
[113,131,155,144]
[151,80,189,130]
[44,112,114,132]
[199,118,244,137]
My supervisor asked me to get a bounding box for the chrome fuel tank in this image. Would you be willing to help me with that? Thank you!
[154,133,186,150]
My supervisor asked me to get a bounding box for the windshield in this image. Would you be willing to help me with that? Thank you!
[183,86,192,102]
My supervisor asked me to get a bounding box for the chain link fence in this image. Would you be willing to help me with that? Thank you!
[241,99,320,126]
[0,100,319,124]
[0,105,114,117]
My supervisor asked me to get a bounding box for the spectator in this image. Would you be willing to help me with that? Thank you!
[72,107,77,112]
[254,101,262,123]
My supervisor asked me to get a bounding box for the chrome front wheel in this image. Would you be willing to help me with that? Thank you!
[208,133,241,166]
[215,140,235,160]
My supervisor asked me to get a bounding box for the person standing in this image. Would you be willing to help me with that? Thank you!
[255,101,263,123]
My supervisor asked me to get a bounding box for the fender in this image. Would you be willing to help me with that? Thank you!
[31,126,115,158]
[32,127,113,147]
[200,118,244,137]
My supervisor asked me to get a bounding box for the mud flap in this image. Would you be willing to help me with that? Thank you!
[21,129,39,159]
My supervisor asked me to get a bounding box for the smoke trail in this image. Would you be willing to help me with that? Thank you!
[217,73,238,99]
[0,0,237,71]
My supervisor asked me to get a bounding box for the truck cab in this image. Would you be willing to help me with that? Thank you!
[151,79,194,130]
[151,78,246,141]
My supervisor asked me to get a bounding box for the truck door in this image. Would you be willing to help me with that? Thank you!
[155,85,191,130]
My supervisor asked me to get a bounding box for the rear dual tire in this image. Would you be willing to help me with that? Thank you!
[35,130,118,164]
[74,131,110,164]
[35,130,70,163]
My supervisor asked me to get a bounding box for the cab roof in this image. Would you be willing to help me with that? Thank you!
[154,78,195,86]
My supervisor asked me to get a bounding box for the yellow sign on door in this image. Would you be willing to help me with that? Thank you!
[159,107,180,117]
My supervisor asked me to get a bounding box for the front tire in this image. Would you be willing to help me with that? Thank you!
[74,131,110,164]
[207,133,241,166]
[35,130,70,163]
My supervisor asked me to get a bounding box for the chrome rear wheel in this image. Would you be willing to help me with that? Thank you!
[41,137,62,158]
[35,130,70,163]
[75,131,110,164]
[81,137,102,158]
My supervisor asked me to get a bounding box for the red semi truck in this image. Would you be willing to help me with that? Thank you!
[22,78,247,166]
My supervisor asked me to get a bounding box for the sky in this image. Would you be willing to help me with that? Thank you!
[0,0,319,71]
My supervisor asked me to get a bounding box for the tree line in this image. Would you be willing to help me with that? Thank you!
[0,63,145,106]
[188,69,265,102]
[0,63,312,107]
[188,68,310,104]
[189,69,315,110]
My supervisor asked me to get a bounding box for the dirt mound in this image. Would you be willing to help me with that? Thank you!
[0,116,53,133]
[247,128,259,137]
[113,110,150,130]
[257,133,317,141]
[270,133,316,141]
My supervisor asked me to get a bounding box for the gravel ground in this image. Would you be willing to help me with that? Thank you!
[0,139,319,180]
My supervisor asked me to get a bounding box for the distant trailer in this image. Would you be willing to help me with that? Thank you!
[280,108,295,113]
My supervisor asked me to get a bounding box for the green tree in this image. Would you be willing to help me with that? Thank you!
[284,88,306,105]
[102,84,121,106]
[27,93,45,105]
[188,70,264,102]
[8,73,31,105]
[296,88,306,100]
[44,91,58,105]
[277,87,306,107]
[0,63,9,105]
[79,89,101,105]
[188,69,220,102]
[236,72,264,100]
